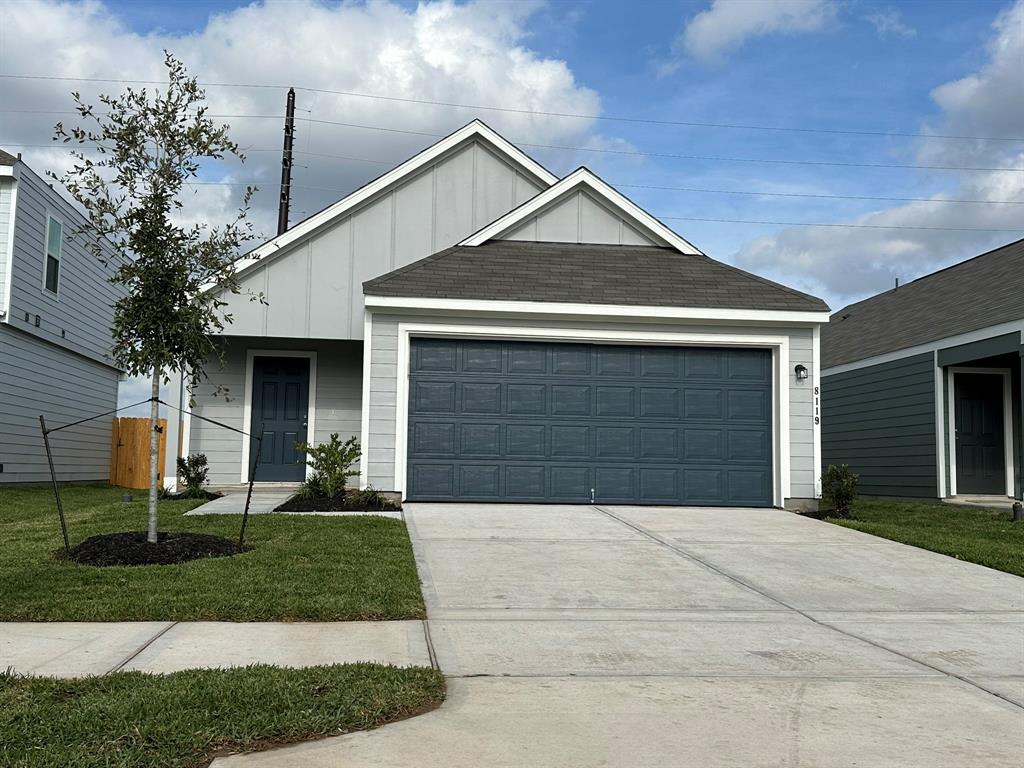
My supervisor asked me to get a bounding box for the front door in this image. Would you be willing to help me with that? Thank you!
[249,356,310,482]
[954,372,1005,495]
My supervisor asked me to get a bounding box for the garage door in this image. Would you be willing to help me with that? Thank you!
[406,339,773,506]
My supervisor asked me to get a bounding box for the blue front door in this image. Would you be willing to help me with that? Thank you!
[406,339,773,506]
[249,356,310,482]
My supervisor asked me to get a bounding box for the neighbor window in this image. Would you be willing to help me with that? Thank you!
[44,216,61,294]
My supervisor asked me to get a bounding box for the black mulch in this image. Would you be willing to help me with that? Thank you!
[62,531,249,567]
[274,495,401,513]
[159,490,223,502]
[798,508,847,521]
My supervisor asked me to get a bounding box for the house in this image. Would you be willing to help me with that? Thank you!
[164,121,830,509]
[0,149,123,484]
[821,239,1024,501]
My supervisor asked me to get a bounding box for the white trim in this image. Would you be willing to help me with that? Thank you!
[359,310,373,490]
[946,366,1015,498]
[933,351,947,498]
[1,174,18,320]
[391,321,791,508]
[41,212,63,298]
[365,295,830,325]
[0,165,15,178]
[812,325,822,498]
[823,320,1024,376]
[204,120,557,292]
[458,167,703,255]
[239,349,318,484]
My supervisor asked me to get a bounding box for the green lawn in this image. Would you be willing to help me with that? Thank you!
[0,485,425,621]
[1,663,445,768]
[829,500,1024,577]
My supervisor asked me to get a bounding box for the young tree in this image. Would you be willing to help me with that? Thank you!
[54,53,256,543]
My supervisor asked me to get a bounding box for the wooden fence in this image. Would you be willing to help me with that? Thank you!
[110,417,167,489]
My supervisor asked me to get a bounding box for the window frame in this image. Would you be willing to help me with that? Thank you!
[42,213,62,298]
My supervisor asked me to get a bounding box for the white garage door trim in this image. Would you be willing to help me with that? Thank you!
[389,322,791,507]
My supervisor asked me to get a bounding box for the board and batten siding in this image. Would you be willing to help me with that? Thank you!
[185,337,363,486]
[501,189,658,246]
[0,325,118,483]
[821,352,937,497]
[364,313,817,501]
[217,139,545,342]
[4,164,121,366]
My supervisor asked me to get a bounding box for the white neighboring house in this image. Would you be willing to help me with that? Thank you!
[0,149,124,484]
[165,121,830,509]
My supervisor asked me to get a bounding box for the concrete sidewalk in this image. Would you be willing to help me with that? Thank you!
[0,621,432,676]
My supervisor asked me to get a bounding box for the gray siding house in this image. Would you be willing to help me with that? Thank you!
[0,150,123,483]
[166,121,830,509]
[821,239,1024,501]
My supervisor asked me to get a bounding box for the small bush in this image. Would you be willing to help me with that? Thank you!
[295,433,361,499]
[176,454,210,499]
[347,487,400,511]
[823,464,859,518]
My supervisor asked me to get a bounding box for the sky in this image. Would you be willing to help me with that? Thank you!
[0,0,1022,412]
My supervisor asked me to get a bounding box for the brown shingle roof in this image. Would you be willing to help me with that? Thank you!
[364,240,828,312]
[822,238,1024,368]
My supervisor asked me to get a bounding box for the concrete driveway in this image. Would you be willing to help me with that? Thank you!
[220,504,1024,767]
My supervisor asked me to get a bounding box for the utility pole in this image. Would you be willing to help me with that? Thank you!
[277,87,296,236]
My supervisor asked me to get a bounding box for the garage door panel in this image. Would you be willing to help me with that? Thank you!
[507,384,546,414]
[407,340,773,506]
[460,423,501,456]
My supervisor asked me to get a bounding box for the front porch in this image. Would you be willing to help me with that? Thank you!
[164,336,363,490]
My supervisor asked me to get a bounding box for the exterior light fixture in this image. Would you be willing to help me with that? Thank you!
[794,364,809,382]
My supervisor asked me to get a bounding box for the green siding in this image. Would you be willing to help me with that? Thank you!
[822,353,937,498]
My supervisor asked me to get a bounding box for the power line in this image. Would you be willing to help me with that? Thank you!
[658,216,1023,233]
[10,142,1024,205]
[5,123,1022,173]
[2,72,1022,143]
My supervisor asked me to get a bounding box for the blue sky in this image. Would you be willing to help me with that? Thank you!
[1,0,1021,409]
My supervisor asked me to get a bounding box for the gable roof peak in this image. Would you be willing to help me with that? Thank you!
[458,164,704,256]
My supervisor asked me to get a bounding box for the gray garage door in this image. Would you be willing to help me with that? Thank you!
[406,339,773,506]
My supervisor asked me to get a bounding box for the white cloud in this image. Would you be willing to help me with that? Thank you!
[0,0,612,409]
[0,0,607,238]
[678,0,837,64]
[864,8,916,38]
[733,0,1024,308]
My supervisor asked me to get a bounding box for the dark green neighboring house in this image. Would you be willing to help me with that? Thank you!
[821,239,1024,501]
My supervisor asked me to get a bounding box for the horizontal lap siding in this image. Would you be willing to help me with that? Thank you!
[0,326,118,483]
[821,353,937,497]
[6,169,121,364]
[187,338,362,486]
[365,313,817,500]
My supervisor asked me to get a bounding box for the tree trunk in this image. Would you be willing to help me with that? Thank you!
[147,370,160,544]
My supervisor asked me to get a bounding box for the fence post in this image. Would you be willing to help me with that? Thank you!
[39,416,71,554]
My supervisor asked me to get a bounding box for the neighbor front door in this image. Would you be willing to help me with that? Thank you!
[954,372,1005,495]
[249,356,310,482]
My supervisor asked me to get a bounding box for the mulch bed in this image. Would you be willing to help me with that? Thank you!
[274,495,400,513]
[159,490,223,502]
[62,531,249,567]
[797,508,850,521]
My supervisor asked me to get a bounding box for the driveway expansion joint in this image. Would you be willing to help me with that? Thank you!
[590,506,1024,711]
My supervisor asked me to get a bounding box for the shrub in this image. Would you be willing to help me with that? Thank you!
[176,454,210,498]
[347,487,400,511]
[823,464,859,518]
[294,433,361,499]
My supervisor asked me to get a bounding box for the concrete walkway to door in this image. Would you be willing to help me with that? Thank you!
[217,504,1024,767]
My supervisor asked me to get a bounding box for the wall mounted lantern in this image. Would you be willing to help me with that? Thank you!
[794,364,809,382]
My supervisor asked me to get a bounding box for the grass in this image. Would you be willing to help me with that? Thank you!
[828,499,1024,577]
[0,663,445,768]
[0,485,425,621]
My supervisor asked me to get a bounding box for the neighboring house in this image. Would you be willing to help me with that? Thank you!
[0,149,123,483]
[165,121,829,509]
[821,239,1024,501]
